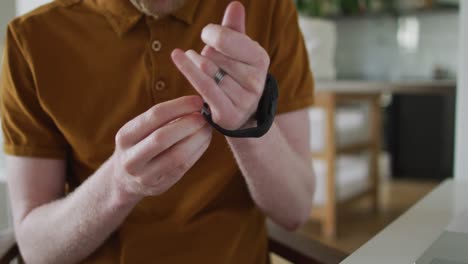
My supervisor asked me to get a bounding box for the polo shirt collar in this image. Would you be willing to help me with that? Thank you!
[91,0,201,36]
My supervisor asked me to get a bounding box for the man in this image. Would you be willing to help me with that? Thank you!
[0,0,315,263]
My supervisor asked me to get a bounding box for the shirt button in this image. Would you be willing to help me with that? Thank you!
[155,80,166,91]
[152,40,162,52]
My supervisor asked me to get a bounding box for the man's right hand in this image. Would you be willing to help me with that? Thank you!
[111,96,212,199]
[6,95,211,263]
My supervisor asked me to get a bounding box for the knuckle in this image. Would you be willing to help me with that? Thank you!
[169,152,186,170]
[115,131,124,147]
[133,175,147,186]
[203,46,216,58]
[122,154,136,175]
[150,131,165,146]
[177,161,191,175]
[169,166,186,181]
[199,59,212,74]
[214,28,228,49]
[115,129,129,147]
[145,175,161,189]
[136,176,160,194]
[149,105,162,120]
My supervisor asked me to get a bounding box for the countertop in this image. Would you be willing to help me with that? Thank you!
[341,179,468,264]
[316,79,456,95]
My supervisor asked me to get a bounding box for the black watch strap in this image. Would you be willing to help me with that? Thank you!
[202,73,279,138]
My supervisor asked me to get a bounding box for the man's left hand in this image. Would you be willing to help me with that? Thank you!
[171,1,270,130]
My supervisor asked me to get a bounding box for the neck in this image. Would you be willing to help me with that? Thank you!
[129,0,186,18]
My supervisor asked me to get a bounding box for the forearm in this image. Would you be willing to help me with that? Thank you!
[8,97,209,263]
[16,158,141,264]
[227,123,315,230]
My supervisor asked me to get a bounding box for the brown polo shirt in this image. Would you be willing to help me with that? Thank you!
[0,0,314,263]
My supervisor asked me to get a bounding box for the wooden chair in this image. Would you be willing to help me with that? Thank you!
[0,223,348,264]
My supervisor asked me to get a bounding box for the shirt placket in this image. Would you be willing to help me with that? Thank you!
[145,16,170,103]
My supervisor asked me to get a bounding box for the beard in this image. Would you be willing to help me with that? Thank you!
[129,0,187,17]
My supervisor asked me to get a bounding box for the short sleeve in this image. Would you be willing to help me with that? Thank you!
[268,0,314,114]
[1,24,68,159]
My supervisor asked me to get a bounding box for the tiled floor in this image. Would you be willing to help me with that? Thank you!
[271,179,440,263]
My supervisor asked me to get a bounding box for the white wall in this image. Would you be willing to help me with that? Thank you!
[455,2,468,181]
[16,0,52,16]
[335,12,459,80]
[0,0,16,46]
[0,0,15,230]
[1,0,54,43]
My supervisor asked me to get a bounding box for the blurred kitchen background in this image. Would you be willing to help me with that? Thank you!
[0,0,463,262]
[292,0,460,259]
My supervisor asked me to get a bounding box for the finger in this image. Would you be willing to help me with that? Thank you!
[222,1,246,34]
[125,113,206,172]
[142,124,212,188]
[116,96,203,147]
[201,24,269,67]
[185,50,253,110]
[201,46,265,95]
[171,48,235,121]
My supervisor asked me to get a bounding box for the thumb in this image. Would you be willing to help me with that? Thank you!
[221,1,246,34]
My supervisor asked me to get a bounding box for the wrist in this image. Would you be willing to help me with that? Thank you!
[227,121,277,147]
[202,74,279,138]
[105,157,143,210]
[238,116,256,129]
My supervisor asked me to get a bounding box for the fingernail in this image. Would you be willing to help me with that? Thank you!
[201,24,213,37]
[171,49,181,58]
[185,49,196,56]
[201,28,208,39]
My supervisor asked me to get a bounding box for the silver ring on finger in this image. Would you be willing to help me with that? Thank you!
[214,68,227,85]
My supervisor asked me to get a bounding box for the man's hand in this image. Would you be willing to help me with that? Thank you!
[7,96,211,263]
[171,1,270,130]
[112,96,212,199]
